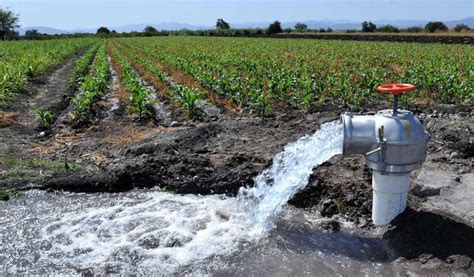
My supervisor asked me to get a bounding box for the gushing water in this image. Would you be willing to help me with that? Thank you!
[0,121,344,274]
[238,121,343,234]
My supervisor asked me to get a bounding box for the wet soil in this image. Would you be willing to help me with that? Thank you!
[0,53,473,274]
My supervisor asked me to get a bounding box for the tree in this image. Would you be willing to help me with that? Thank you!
[405,26,423,33]
[5,30,19,40]
[454,23,470,32]
[0,8,20,40]
[294,22,307,32]
[96,27,110,35]
[143,25,158,36]
[361,21,377,32]
[216,18,230,30]
[424,21,448,33]
[25,28,42,40]
[267,20,282,34]
[377,24,399,33]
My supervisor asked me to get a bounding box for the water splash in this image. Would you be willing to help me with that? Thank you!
[0,121,343,274]
[238,120,343,235]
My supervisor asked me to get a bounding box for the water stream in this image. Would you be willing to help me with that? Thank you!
[0,121,405,274]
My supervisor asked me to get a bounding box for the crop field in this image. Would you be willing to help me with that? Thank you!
[113,36,473,114]
[1,37,472,116]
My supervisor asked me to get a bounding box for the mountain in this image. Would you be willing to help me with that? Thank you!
[444,17,474,28]
[17,26,69,35]
[16,17,474,34]
[114,23,210,32]
[372,17,473,29]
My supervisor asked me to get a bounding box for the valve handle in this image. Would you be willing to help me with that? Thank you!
[377,83,415,96]
[377,83,415,114]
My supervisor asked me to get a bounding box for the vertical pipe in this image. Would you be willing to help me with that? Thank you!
[393,95,399,115]
[372,172,410,225]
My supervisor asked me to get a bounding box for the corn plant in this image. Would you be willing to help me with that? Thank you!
[72,41,110,120]
[111,45,156,119]
[73,43,100,83]
[170,84,201,118]
[114,41,203,119]
[34,108,55,128]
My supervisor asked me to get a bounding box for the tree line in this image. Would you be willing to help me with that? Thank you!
[0,7,471,41]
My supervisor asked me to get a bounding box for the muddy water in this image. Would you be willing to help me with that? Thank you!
[0,121,400,274]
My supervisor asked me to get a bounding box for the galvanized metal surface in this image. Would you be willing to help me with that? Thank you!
[341,110,429,174]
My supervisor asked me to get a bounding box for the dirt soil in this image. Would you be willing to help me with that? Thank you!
[0,53,473,275]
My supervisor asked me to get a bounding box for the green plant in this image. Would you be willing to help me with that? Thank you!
[73,43,100,83]
[0,187,20,200]
[111,36,472,115]
[129,82,155,118]
[111,45,155,119]
[0,157,81,183]
[0,187,9,200]
[34,108,54,128]
[72,41,110,120]
[458,123,472,133]
[171,84,201,118]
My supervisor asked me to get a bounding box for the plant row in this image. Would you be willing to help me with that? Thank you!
[109,44,156,119]
[114,42,201,118]
[72,41,111,120]
[72,43,100,84]
[0,38,97,107]
[117,36,473,115]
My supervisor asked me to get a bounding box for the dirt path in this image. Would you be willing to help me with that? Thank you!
[3,54,80,132]
[0,50,89,184]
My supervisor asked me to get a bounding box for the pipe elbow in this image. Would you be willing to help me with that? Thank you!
[341,112,377,155]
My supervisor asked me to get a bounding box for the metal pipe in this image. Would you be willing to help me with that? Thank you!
[340,108,429,225]
[393,95,399,115]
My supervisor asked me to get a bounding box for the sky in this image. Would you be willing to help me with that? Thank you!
[1,0,473,30]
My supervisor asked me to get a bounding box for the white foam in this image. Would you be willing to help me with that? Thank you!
[37,193,251,273]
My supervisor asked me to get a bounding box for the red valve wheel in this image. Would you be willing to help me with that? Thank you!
[377,83,415,96]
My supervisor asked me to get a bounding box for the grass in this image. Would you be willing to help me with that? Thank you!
[0,187,20,201]
[458,122,473,133]
[0,157,80,182]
